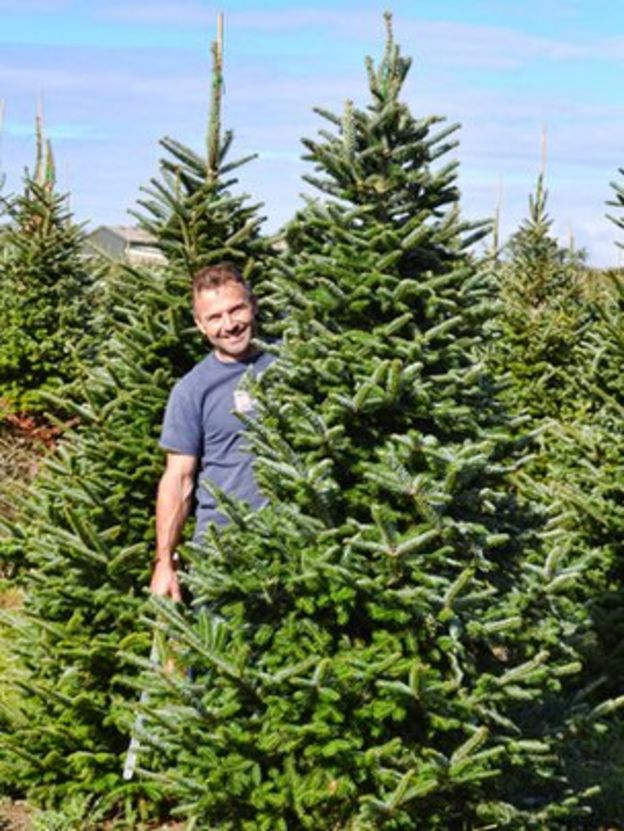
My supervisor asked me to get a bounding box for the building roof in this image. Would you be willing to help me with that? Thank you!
[87,225,158,245]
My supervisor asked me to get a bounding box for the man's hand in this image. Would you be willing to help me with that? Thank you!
[150,558,183,602]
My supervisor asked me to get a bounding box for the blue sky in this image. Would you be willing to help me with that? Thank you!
[1,0,622,266]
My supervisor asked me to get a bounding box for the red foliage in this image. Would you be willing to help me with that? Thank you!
[0,399,78,450]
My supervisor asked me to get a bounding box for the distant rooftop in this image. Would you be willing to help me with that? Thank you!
[88,225,158,244]
[84,225,166,265]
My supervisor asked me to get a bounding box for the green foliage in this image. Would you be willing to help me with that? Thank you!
[565,275,624,685]
[522,271,624,828]
[490,173,591,421]
[131,45,265,280]
[492,175,624,694]
[135,19,597,829]
[0,145,100,414]
[0,263,194,809]
[485,171,624,825]
[132,133,265,281]
[563,710,624,827]
[0,18,621,829]
[0,584,29,732]
[0,48,271,815]
[29,794,103,831]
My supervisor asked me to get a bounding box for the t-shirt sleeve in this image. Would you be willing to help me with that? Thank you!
[159,381,202,456]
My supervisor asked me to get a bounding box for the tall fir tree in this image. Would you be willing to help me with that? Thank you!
[131,38,264,282]
[568,173,624,701]
[548,267,624,826]
[489,169,624,689]
[578,269,624,690]
[0,119,99,415]
[134,18,604,829]
[0,35,271,817]
[485,169,624,824]
[489,172,590,423]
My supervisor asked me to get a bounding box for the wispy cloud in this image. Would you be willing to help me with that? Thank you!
[407,20,589,68]
[6,120,107,141]
[0,0,68,9]
[226,9,590,68]
[98,0,211,27]
[598,36,624,61]
[227,8,380,33]
[0,58,206,104]
[0,1,620,265]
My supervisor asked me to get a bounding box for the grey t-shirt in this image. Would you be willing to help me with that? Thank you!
[159,350,275,540]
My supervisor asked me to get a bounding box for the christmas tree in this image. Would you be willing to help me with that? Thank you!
[0,118,99,415]
[555,266,624,825]
[0,33,270,817]
[483,169,624,824]
[490,170,590,423]
[135,18,601,829]
[132,36,266,281]
[491,169,624,694]
[580,269,624,692]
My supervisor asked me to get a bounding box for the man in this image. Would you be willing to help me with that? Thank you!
[150,263,274,601]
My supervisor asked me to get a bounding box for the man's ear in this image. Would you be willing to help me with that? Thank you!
[193,314,205,336]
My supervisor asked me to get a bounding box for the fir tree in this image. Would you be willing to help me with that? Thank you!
[490,172,590,422]
[564,273,624,689]
[131,37,264,280]
[557,168,624,703]
[489,172,624,824]
[136,18,600,829]
[0,38,270,816]
[0,121,98,415]
[542,268,624,826]
[490,170,624,691]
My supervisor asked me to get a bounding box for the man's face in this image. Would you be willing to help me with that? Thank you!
[193,281,258,362]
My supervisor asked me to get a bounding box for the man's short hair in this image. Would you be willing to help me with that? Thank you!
[191,263,250,300]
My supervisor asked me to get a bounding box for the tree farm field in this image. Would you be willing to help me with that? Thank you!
[0,11,623,831]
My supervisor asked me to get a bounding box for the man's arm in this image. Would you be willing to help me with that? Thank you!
[150,452,198,601]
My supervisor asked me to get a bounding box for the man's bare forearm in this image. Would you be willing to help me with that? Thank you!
[151,455,197,600]
[154,470,194,565]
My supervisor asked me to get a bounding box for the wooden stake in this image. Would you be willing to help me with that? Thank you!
[122,636,160,781]
[540,127,548,178]
[492,176,503,259]
[217,10,224,67]
[35,94,45,185]
[0,99,5,174]
[207,12,225,181]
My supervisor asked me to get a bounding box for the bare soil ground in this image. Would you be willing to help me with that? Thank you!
[0,802,186,831]
[0,802,30,831]
[0,414,47,532]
